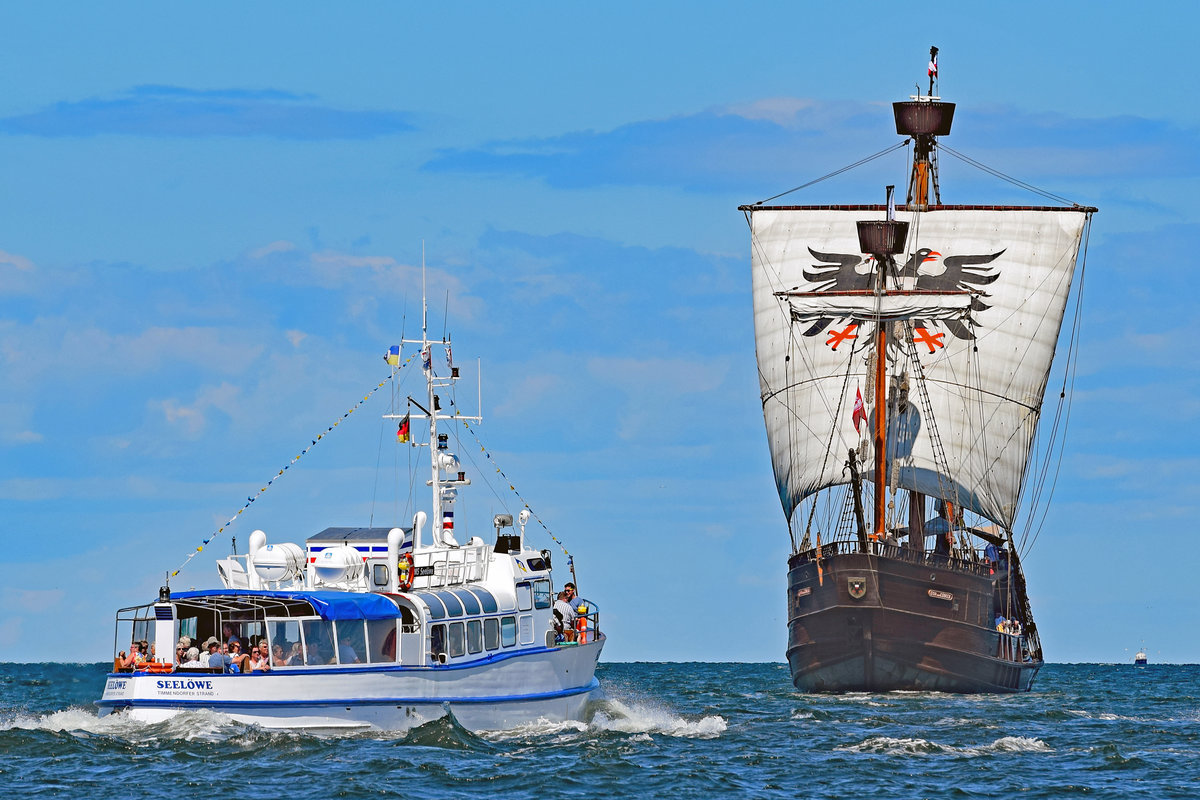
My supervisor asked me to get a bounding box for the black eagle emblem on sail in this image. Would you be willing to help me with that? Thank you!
[793,246,1005,346]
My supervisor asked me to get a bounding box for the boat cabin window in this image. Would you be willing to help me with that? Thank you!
[466,620,482,654]
[533,579,552,609]
[372,563,389,588]
[500,616,517,648]
[430,624,447,662]
[333,621,366,664]
[484,618,500,650]
[301,619,335,666]
[366,619,398,663]
[267,620,302,666]
[516,582,532,612]
[178,616,198,644]
[448,622,465,658]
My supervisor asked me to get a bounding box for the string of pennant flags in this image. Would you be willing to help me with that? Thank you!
[170,367,406,579]
[170,341,572,579]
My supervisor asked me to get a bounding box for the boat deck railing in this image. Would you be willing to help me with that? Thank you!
[413,542,490,589]
[790,538,993,578]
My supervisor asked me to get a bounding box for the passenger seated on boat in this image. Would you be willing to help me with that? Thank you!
[205,640,231,672]
[118,643,138,670]
[222,623,241,647]
[228,641,251,673]
[286,642,304,666]
[553,589,577,643]
[304,641,327,666]
[181,647,202,668]
[122,642,144,669]
[338,635,361,664]
[272,643,288,667]
[249,643,271,672]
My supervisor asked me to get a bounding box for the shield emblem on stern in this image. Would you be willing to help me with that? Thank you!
[847,577,867,600]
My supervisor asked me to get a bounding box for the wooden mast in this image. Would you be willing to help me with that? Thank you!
[872,316,887,540]
[856,186,908,543]
[891,46,955,541]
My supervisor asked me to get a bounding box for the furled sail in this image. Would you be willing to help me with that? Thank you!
[750,206,1091,530]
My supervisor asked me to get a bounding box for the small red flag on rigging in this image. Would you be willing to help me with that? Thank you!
[852,388,868,433]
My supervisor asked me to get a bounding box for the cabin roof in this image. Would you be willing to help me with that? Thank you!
[306,526,412,544]
[170,589,403,621]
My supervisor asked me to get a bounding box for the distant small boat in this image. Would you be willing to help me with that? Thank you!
[1134,649,1148,666]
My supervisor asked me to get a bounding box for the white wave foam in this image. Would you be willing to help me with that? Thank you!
[0,706,266,743]
[590,699,726,739]
[839,735,1051,756]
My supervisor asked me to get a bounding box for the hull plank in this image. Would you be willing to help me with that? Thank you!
[786,551,1039,693]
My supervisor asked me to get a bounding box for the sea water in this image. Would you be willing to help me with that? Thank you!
[1,662,1196,798]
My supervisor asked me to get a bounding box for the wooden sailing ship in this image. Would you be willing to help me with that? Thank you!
[741,50,1095,692]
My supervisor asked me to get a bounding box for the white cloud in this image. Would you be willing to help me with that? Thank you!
[249,240,296,259]
[155,381,243,437]
[0,249,34,270]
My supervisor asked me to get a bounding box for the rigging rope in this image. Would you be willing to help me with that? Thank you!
[938,144,1081,207]
[749,140,911,206]
[169,369,402,579]
[445,403,572,560]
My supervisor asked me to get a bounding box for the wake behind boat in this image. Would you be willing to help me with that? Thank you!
[97,280,605,730]
[741,49,1094,692]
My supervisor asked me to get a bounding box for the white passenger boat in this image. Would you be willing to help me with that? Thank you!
[97,288,605,731]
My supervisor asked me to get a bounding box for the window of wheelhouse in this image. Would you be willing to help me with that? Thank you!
[500,616,517,647]
[267,619,301,666]
[516,582,532,612]
[483,618,500,650]
[448,622,465,658]
[533,579,552,609]
[430,624,447,661]
[333,621,366,664]
[366,619,398,663]
[466,620,482,654]
[300,619,335,666]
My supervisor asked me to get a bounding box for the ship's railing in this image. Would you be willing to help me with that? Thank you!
[413,542,490,589]
[790,538,993,578]
[997,631,1031,663]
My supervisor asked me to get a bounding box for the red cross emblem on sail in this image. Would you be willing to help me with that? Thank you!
[913,327,945,353]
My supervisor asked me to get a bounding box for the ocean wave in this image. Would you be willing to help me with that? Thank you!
[588,698,727,738]
[839,735,1051,756]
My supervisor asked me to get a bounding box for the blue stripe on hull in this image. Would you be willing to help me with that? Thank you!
[97,677,599,710]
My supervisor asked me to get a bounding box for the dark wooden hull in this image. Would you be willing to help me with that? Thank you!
[786,546,1041,693]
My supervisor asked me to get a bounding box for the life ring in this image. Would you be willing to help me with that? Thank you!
[397,552,414,591]
[574,614,588,645]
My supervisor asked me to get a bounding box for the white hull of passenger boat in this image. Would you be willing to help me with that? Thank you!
[99,639,603,731]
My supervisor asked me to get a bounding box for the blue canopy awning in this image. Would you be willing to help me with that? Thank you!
[170,590,402,621]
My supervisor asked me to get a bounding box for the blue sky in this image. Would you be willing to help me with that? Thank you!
[3,3,1198,664]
